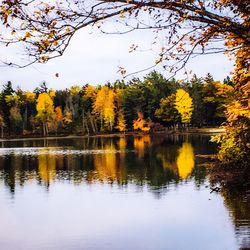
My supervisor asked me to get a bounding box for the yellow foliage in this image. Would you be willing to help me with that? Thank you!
[133,112,150,132]
[24,91,36,102]
[55,106,63,122]
[70,85,81,96]
[116,110,126,132]
[5,94,20,105]
[93,87,107,115]
[48,89,55,98]
[175,89,193,123]
[104,89,115,130]
[93,87,116,131]
[84,85,96,99]
[226,101,250,122]
[36,93,55,122]
[63,109,73,125]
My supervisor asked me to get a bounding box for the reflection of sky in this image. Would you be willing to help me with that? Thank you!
[0,181,237,250]
[0,26,234,91]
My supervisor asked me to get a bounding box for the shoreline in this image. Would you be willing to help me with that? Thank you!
[0,127,225,142]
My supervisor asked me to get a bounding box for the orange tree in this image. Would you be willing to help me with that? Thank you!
[0,0,249,165]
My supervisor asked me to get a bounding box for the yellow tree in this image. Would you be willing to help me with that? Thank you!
[175,89,193,125]
[50,106,63,134]
[5,94,21,106]
[63,108,73,127]
[133,112,150,132]
[93,87,116,132]
[115,88,127,132]
[104,88,116,131]
[82,85,97,134]
[116,110,126,132]
[36,92,55,136]
[93,87,107,132]
[70,85,81,96]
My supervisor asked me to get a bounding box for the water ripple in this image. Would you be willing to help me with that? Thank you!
[0,147,131,156]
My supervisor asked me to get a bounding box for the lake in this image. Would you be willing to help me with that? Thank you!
[0,134,249,250]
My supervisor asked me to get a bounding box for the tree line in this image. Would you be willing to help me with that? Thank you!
[0,71,234,137]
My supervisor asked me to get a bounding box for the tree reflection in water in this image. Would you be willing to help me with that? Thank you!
[0,134,249,249]
[0,135,227,189]
[38,150,56,186]
[177,143,195,179]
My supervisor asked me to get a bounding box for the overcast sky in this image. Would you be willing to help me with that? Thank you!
[0,26,234,91]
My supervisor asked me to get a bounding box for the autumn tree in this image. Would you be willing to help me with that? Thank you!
[115,88,126,132]
[175,89,193,125]
[93,87,107,132]
[52,106,63,134]
[63,108,73,128]
[36,92,55,136]
[93,86,116,132]
[133,112,150,132]
[104,88,116,131]
[116,110,127,132]
[81,85,97,134]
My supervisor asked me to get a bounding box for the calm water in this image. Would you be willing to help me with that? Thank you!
[0,134,249,250]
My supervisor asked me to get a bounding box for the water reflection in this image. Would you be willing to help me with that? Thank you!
[0,135,249,249]
[38,150,56,185]
[133,135,151,158]
[222,189,250,249]
[177,143,195,179]
[0,135,208,192]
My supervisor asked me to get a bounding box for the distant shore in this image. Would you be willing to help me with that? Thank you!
[0,127,225,142]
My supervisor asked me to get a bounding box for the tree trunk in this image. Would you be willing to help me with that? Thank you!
[100,113,103,132]
[85,122,90,136]
[90,117,97,134]
[23,105,28,134]
[82,112,86,134]
[43,122,46,137]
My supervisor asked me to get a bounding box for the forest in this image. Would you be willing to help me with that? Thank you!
[0,71,233,137]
